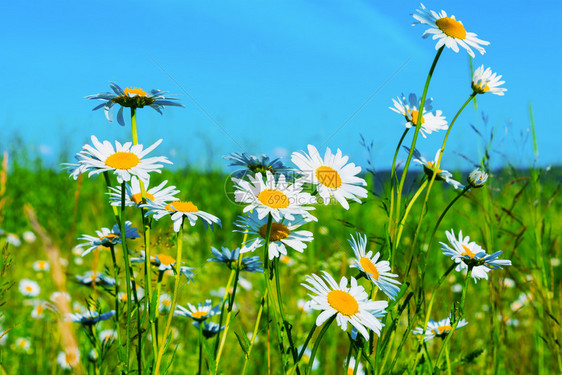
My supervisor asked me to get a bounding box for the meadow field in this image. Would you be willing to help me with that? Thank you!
[1,3,561,374]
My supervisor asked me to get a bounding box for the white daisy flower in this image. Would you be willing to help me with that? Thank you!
[412,316,468,341]
[86,82,184,126]
[441,229,512,283]
[32,260,50,272]
[50,291,71,304]
[31,300,53,319]
[472,65,506,96]
[233,171,316,221]
[143,199,221,232]
[19,279,40,297]
[223,152,292,179]
[107,177,180,207]
[57,348,80,369]
[22,231,36,243]
[77,221,140,256]
[348,233,401,300]
[99,329,118,345]
[234,211,314,260]
[175,300,221,322]
[467,168,488,188]
[5,233,21,247]
[412,4,489,58]
[389,93,448,138]
[159,293,172,313]
[67,135,171,184]
[347,356,365,375]
[298,345,320,371]
[301,271,388,340]
[130,252,193,282]
[410,148,464,190]
[15,338,32,353]
[291,145,368,210]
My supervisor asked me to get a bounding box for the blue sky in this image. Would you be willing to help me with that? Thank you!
[2,0,561,171]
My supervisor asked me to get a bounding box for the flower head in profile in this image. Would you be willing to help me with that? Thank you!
[175,300,221,322]
[413,4,489,57]
[348,233,401,300]
[15,338,32,353]
[66,135,172,183]
[75,271,116,287]
[19,279,40,297]
[68,310,115,326]
[467,168,488,188]
[108,177,180,207]
[412,316,468,341]
[207,247,263,273]
[301,271,388,340]
[224,152,292,179]
[410,148,464,190]
[234,211,314,260]
[32,260,50,272]
[390,93,448,138]
[57,348,80,370]
[347,357,365,375]
[86,82,184,126]
[441,229,512,283]
[292,145,368,210]
[233,171,316,222]
[143,199,221,232]
[130,251,195,281]
[472,65,506,96]
[159,293,172,313]
[77,221,140,256]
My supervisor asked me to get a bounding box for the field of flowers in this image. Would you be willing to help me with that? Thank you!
[1,4,561,375]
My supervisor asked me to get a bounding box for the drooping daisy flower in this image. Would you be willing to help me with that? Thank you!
[143,199,221,232]
[301,271,388,340]
[175,300,221,322]
[159,293,172,313]
[68,310,116,326]
[207,247,263,273]
[19,279,40,297]
[389,93,448,138]
[99,329,118,346]
[234,211,314,260]
[291,145,368,210]
[77,221,140,257]
[75,271,116,287]
[118,286,145,303]
[409,148,464,190]
[86,82,184,126]
[347,356,365,375]
[130,251,195,281]
[472,65,506,96]
[67,135,172,184]
[412,316,468,341]
[441,229,512,283]
[192,321,224,339]
[57,348,80,370]
[32,260,50,272]
[412,4,489,57]
[233,171,316,221]
[224,152,292,178]
[348,233,401,300]
[108,177,180,207]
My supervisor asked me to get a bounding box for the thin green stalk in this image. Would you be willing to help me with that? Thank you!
[306,316,335,375]
[274,259,300,370]
[395,46,444,230]
[154,222,184,375]
[108,245,122,348]
[198,322,204,375]
[213,269,236,357]
[394,179,428,251]
[131,108,138,145]
[242,288,268,375]
[410,94,476,257]
[150,270,165,366]
[118,181,133,368]
[433,267,472,373]
[353,346,363,375]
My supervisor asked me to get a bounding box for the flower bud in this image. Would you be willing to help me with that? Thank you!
[467,168,488,188]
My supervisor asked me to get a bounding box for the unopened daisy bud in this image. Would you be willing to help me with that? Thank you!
[467,168,488,188]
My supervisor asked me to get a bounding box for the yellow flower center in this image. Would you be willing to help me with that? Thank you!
[315,166,342,189]
[407,109,425,125]
[162,299,171,307]
[192,311,208,319]
[431,325,453,335]
[327,290,359,317]
[124,87,147,97]
[25,286,33,292]
[460,244,476,259]
[359,257,380,280]
[154,253,176,266]
[131,192,155,204]
[165,201,199,212]
[435,17,467,40]
[36,304,44,316]
[426,161,443,174]
[257,189,290,209]
[17,339,27,348]
[105,152,140,170]
[66,351,77,365]
[258,222,290,241]
[472,81,490,94]
[37,261,47,269]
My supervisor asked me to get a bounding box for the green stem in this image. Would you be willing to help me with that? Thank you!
[108,245,122,348]
[394,179,428,250]
[242,288,268,375]
[118,181,133,369]
[154,222,184,375]
[131,108,138,145]
[353,346,363,375]
[198,321,204,375]
[150,270,165,366]
[433,267,472,373]
[306,316,335,375]
[213,269,236,357]
[395,46,444,233]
